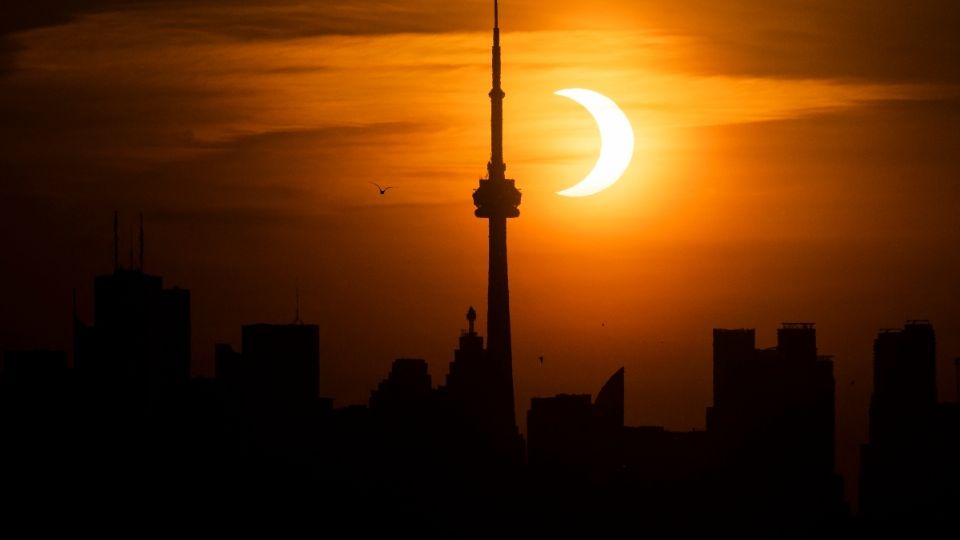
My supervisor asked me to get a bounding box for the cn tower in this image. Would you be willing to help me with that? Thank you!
[472,0,522,448]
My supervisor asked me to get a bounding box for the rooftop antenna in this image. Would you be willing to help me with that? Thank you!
[138,212,144,271]
[489,0,504,178]
[113,211,119,271]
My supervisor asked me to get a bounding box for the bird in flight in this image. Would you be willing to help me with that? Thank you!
[370,182,393,195]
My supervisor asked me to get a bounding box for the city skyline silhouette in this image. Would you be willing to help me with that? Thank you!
[1,1,959,535]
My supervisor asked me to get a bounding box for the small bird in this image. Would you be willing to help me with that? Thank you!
[538,355,544,364]
[370,182,393,195]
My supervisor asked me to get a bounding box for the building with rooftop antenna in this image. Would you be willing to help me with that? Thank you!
[74,212,190,399]
[214,288,320,407]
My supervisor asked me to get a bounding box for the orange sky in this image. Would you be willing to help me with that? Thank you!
[1,0,959,503]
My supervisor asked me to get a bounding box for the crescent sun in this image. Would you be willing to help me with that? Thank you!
[555,88,635,197]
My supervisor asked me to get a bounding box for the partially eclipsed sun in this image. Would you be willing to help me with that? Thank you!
[555,88,635,197]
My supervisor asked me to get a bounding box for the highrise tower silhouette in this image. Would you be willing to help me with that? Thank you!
[472,0,522,461]
[74,213,190,400]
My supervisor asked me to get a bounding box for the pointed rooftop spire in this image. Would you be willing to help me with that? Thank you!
[467,305,477,334]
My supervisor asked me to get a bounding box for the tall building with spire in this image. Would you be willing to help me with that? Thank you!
[471,0,523,463]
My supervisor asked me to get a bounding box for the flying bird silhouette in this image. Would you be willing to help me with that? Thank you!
[369,182,393,195]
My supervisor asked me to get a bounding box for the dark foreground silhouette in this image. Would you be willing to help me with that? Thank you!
[2,263,958,536]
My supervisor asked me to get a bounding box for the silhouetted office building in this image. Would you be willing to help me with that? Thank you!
[370,358,433,412]
[443,307,486,401]
[527,393,593,469]
[368,357,445,480]
[440,307,521,463]
[468,0,523,465]
[527,367,718,527]
[706,323,842,521]
[860,320,958,523]
[867,321,936,445]
[593,366,624,430]
[527,367,625,471]
[74,215,190,397]
[240,323,319,406]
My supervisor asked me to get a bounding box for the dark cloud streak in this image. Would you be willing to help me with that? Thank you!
[4,1,958,82]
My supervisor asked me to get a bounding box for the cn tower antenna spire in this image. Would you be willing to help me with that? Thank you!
[489,0,505,180]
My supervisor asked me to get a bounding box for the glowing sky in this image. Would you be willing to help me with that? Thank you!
[2,0,960,503]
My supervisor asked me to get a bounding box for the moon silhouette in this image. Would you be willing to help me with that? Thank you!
[555,88,635,197]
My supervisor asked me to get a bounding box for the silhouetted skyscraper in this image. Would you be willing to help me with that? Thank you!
[860,320,949,522]
[527,367,625,471]
[706,323,842,523]
[709,328,756,424]
[370,358,433,412]
[470,0,522,465]
[74,215,190,398]
[444,307,488,414]
[868,320,936,445]
[593,366,624,430]
[527,393,593,470]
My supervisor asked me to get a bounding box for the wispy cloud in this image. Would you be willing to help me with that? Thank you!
[5,1,958,82]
